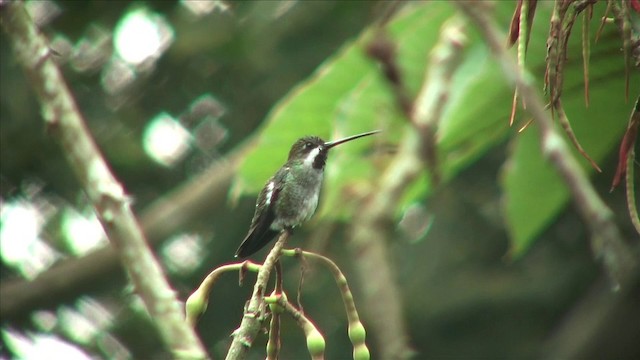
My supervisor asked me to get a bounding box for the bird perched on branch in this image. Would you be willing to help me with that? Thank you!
[235,130,380,257]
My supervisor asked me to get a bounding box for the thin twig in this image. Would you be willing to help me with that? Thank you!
[283,248,370,360]
[582,3,592,107]
[547,0,601,172]
[613,0,635,100]
[186,261,262,327]
[626,147,639,234]
[272,294,325,360]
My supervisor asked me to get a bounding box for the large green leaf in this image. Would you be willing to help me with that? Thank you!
[233,2,519,217]
[232,1,515,219]
[232,1,634,256]
[232,2,462,217]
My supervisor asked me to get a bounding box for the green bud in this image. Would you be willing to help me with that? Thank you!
[353,345,370,360]
[306,329,325,356]
[185,290,208,325]
[348,322,366,344]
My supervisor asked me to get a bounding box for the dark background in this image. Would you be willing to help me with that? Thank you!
[1,1,639,359]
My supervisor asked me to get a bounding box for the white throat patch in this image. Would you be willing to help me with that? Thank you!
[303,147,321,167]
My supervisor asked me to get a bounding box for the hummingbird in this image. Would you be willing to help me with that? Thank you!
[235,130,380,258]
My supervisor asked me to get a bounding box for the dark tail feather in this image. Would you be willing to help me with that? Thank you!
[235,228,280,258]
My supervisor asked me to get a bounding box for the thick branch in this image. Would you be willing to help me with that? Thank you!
[350,17,468,360]
[1,3,208,358]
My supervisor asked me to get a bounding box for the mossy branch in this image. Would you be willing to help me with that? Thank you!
[224,231,290,360]
[0,2,208,359]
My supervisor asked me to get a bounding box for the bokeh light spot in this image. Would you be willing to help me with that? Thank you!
[61,208,108,256]
[180,0,230,16]
[143,113,192,166]
[161,233,206,275]
[398,203,433,244]
[113,8,173,65]
[2,328,91,360]
[0,200,60,279]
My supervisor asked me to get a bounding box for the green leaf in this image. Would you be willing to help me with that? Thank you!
[232,0,634,260]
[232,2,516,221]
[233,2,462,218]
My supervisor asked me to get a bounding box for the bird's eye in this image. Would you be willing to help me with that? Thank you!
[304,142,313,149]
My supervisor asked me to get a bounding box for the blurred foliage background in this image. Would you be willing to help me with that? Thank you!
[1,1,639,359]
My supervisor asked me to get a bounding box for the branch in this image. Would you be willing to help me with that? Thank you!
[265,262,283,360]
[0,2,208,358]
[268,293,325,360]
[352,17,468,360]
[456,1,638,289]
[225,231,290,360]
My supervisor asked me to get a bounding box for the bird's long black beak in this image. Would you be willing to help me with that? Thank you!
[324,130,381,149]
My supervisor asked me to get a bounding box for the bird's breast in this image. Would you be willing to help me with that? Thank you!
[271,167,323,230]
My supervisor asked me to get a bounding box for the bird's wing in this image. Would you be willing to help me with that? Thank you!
[234,167,287,257]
